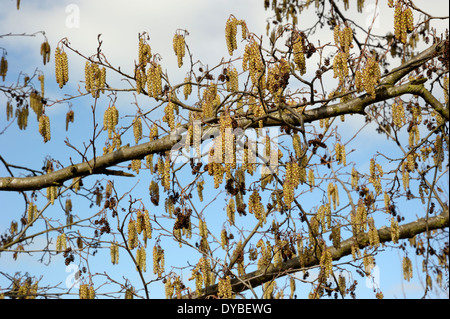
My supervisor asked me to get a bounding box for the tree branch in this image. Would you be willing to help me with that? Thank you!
[380,41,445,86]
[0,44,445,192]
[190,209,449,299]
[0,132,181,192]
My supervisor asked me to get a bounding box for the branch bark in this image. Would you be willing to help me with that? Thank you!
[0,132,181,191]
[0,43,445,192]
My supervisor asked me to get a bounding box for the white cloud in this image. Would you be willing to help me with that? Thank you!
[1,0,270,85]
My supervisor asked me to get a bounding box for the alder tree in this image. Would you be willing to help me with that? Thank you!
[0,0,448,299]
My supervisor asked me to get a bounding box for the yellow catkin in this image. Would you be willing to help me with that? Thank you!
[197,180,205,202]
[131,159,141,174]
[138,36,152,67]
[283,161,301,208]
[335,143,346,165]
[225,16,238,56]
[165,277,174,299]
[133,117,142,144]
[86,285,95,299]
[153,244,165,277]
[401,162,410,191]
[406,153,415,172]
[227,197,236,225]
[351,167,359,189]
[402,256,413,281]
[292,133,302,158]
[84,61,93,93]
[46,186,57,205]
[150,123,158,141]
[27,94,37,120]
[362,56,381,98]
[127,219,138,250]
[136,246,147,272]
[443,76,449,105]
[369,158,383,195]
[103,105,119,139]
[225,17,246,56]
[331,224,341,249]
[99,67,106,94]
[355,70,363,92]
[243,40,265,88]
[392,100,405,128]
[16,105,29,130]
[173,34,185,68]
[55,47,69,88]
[198,219,208,239]
[263,281,276,299]
[363,251,375,275]
[384,192,391,213]
[65,198,72,215]
[143,210,152,240]
[38,114,51,143]
[308,169,315,189]
[56,233,67,252]
[27,202,37,224]
[249,189,265,223]
[409,125,419,147]
[163,100,175,131]
[333,52,348,86]
[293,33,306,75]
[341,25,353,54]
[0,55,8,81]
[38,74,45,98]
[213,162,224,189]
[79,284,88,299]
[125,287,135,299]
[135,66,146,95]
[147,62,162,98]
[201,84,220,119]
[65,110,74,131]
[394,2,404,43]
[351,241,361,260]
[327,182,339,210]
[257,240,272,270]
[226,65,239,92]
[368,217,380,248]
[162,154,171,191]
[6,101,13,121]
[320,246,333,279]
[218,276,232,299]
[434,135,444,171]
[391,217,400,244]
[184,76,192,100]
[84,62,106,97]
[338,274,346,296]
[111,241,119,265]
[289,277,296,299]
[220,229,228,250]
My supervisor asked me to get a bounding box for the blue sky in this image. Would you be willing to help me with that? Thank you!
[1,0,449,299]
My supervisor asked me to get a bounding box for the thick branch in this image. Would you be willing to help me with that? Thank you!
[380,41,445,86]
[0,133,181,192]
[408,83,449,120]
[0,44,445,192]
[0,81,436,192]
[190,209,449,299]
